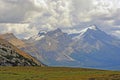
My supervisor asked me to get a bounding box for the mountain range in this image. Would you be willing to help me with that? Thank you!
[1,25,120,70]
[0,35,44,66]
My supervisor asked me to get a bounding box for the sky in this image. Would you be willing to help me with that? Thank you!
[0,0,120,39]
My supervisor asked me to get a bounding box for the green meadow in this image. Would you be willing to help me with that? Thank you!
[0,67,120,80]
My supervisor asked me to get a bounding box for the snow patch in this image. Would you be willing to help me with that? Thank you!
[73,25,98,40]
[88,25,98,30]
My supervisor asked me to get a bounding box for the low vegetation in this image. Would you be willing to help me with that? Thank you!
[0,67,120,80]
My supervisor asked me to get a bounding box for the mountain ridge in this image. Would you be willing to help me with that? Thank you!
[1,26,120,70]
[0,33,26,48]
[0,38,44,66]
[0,36,44,66]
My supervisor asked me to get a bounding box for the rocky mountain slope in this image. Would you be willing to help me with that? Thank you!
[0,33,26,48]
[26,28,74,65]
[0,38,44,66]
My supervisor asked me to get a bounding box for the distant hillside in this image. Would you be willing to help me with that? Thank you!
[0,33,45,64]
[0,33,26,48]
[0,38,44,66]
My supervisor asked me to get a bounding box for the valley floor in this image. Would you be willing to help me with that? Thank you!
[0,67,120,80]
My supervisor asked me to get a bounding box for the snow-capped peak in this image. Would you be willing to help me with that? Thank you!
[79,25,98,34]
[87,25,98,30]
[28,31,47,41]
[33,31,47,41]
[73,25,99,39]
[38,31,47,36]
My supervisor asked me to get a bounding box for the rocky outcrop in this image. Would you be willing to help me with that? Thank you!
[0,38,44,66]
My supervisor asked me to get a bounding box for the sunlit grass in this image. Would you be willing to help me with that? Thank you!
[0,67,120,80]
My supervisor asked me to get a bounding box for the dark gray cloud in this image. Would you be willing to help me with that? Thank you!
[0,0,41,23]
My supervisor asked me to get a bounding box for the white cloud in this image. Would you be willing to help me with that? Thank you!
[0,0,120,38]
[111,30,120,38]
[0,23,38,38]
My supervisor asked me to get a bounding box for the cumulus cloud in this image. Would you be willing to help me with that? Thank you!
[0,0,120,38]
[30,0,73,30]
[0,23,38,38]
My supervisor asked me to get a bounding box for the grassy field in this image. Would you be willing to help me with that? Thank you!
[0,67,120,80]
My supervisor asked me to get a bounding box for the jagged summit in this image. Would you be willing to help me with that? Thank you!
[38,31,46,36]
[55,28,62,32]
[73,25,111,41]
[51,28,62,33]
[80,25,99,34]
[46,28,63,37]
[87,25,99,30]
